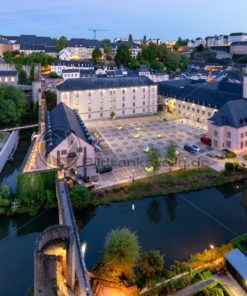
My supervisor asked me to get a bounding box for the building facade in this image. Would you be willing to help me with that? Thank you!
[51,60,94,76]
[206,35,229,47]
[57,77,158,120]
[111,41,141,59]
[230,41,247,55]
[0,71,18,85]
[229,33,247,44]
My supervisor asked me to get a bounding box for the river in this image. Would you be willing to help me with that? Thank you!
[0,143,247,296]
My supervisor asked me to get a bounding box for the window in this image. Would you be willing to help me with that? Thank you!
[133,102,135,106]
[245,140,247,147]
[77,147,83,153]
[109,90,113,95]
[88,92,91,97]
[88,114,91,119]
[143,108,146,112]
[122,89,125,94]
[122,103,125,107]
[100,105,103,111]
[245,132,247,137]
[133,109,135,114]
[152,94,156,99]
[202,110,205,115]
[100,113,103,118]
[143,101,145,106]
[183,105,185,109]
[208,112,211,116]
[61,150,67,156]
[227,131,231,139]
[197,109,200,113]
[192,108,195,112]
[133,96,136,100]
[88,107,91,111]
[214,130,218,137]
[213,140,218,148]
[226,141,231,148]
[143,95,146,99]
[241,142,244,149]
[143,88,146,92]
[122,110,125,115]
[241,133,244,138]
[187,106,190,110]
[133,89,136,93]
[122,97,125,101]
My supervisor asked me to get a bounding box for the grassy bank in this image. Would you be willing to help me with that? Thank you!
[89,167,247,207]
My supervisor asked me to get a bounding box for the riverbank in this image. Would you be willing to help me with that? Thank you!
[89,167,247,207]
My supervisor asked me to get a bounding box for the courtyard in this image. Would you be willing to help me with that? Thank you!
[86,115,217,187]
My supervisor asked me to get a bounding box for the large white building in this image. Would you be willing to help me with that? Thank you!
[206,35,229,47]
[57,76,158,120]
[51,60,94,76]
[230,41,247,55]
[229,33,247,44]
[60,39,103,61]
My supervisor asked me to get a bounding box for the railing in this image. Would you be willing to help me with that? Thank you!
[0,124,38,133]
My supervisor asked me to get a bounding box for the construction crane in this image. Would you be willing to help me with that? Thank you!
[88,28,110,40]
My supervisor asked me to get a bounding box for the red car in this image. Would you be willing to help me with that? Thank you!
[200,136,212,146]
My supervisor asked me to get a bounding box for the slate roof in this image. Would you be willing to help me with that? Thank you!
[224,249,247,280]
[158,79,243,109]
[68,38,101,48]
[18,35,55,46]
[0,70,17,77]
[0,38,11,45]
[230,32,247,36]
[57,76,155,91]
[45,102,92,155]
[231,41,247,46]
[62,69,80,74]
[209,99,247,128]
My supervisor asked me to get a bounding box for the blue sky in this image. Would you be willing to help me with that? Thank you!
[1,0,247,41]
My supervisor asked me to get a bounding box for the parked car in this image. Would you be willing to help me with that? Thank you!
[184,145,196,153]
[200,136,212,146]
[97,165,113,174]
[191,144,200,152]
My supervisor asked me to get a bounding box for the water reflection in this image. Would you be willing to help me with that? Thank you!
[147,200,162,224]
[164,194,177,222]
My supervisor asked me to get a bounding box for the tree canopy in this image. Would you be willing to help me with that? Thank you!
[0,85,28,126]
[92,48,103,63]
[138,250,164,280]
[69,185,91,209]
[52,36,68,52]
[147,147,161,175]
[114,45,132,67]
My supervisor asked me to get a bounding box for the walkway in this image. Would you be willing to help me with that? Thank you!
[213,273,247,296]
[57,179,92,296]
[0,124,38,133]
[170,279,214,296]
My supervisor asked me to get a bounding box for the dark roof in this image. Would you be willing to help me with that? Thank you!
[0,70,17,76]
[0,38,11,45]
[68,38,101,48]
[45,102,92,155]
[230,32,247,36]
[52,60,93,67]
[62,69,80,74]
[139,65,150,72]
[112,41,141,49]
[158,79,243,109]
[210,99,247,128]
[80,69,95,76]
[231,41,247,46]
[18,35,55,46]
[57,76,155,91]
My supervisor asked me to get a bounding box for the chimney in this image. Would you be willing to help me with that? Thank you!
[244,75,247,99]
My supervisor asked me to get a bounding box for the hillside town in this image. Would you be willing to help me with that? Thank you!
[0,9,247,296]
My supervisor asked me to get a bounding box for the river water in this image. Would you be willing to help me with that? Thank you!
[0,143,246,296]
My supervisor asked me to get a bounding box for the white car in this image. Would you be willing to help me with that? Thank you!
[191,144,200,152]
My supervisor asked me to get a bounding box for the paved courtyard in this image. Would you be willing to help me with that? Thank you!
[86,116,217,187]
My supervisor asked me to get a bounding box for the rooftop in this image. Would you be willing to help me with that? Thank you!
[68,38,101,48]
[0,70,17,77]
[224,249,247,280]
[57,76,155,92]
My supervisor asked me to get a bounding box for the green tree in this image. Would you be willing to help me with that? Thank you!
[0,183,11,200]
[101,39,112,55]
[225,162,235,175]
[48,72,58,79]
[18,69,28,84]
[128,59,140,70]
[45,90,57,110]
[147,147,161,175]
[115,45,132,67]
[95,228,140,281]
[69,185,91,209]
[138,250,164,280]
[166,141,177,173]
[0,85,28,126]
[92,48,103,63]
[128,34,133,42]
[52,36,68,52]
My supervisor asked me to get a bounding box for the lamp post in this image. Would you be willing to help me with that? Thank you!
[184,158,187,170]
[81,242,87,257]
[132,169,135,182]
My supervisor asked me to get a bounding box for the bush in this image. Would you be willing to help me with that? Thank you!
[0,183,11,200]
[224,162,235,174]
[225,151,236,158]
[69,185,91,209]
[48,72,58,78]
[138,250,164,281]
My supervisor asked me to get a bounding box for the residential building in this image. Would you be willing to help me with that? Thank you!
[61,39,103,60]
[62,69,96,80]
[224,249,247,292]
[56,76,158,120]
[164,40,176,50]
[208,76,247,153]
[111,41,141,59]
[51,60,94,76]
[188,38,206,48]
[0,70,18,85]
[0,38,13,56]
[138,65,169,82]
[230,41,247,55]
[229,32,247,44]
[206,35,229,47]
[158,79,242,128]
[4,35,57,56]
[44,102,95,169]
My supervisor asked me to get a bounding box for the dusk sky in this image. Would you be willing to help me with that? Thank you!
[1,0,247,40]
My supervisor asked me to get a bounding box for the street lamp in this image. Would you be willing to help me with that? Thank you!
[132,203,135,211]
[132,169,135,182]
[184,158,187,170]
[81,242,87,256]
[209,244,215,250]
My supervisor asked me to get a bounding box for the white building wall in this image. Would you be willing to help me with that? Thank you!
[57,85,158,120]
